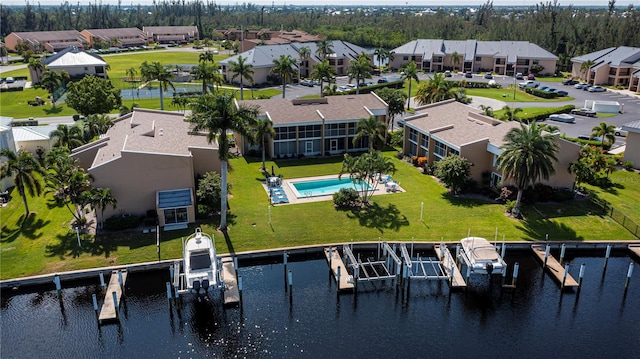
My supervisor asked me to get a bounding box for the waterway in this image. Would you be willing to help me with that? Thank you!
[2,250,639,358]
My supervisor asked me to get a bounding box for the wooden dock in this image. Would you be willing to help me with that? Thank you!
[221,257,240,305]
[324,247,354,291]
[531,245,578,288]
[434,245,466,288]
[629,244,640,259]
[98,270,128,323]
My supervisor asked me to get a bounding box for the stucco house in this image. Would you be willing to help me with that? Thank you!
[143,26,199,44]
[31,47,108,84]
[622,120,640,169]
[81,28,147,48]
[570,47,640,92]
[70,109,220,230]
[402,100,579,190]
[4,30,86,52]
[236,94,388,158]
[390,39,558,76]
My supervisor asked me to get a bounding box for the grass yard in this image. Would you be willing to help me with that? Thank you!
[1,151,635,280]
[465,87,574,102]
[583,170,640,225]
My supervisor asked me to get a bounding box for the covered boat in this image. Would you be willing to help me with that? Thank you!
[458,237,506,275]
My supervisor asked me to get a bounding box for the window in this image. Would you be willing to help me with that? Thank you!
[475,56,481,62]
[490,172,502,188]
[409,128,418,143]
[325,123,346,137]
[298,125,321,139]
[164,207,188,224]
[403,56,409,61]
[275,126,296,140]
[420,135,429,156]
[493,154,501,167]
[434,140,446,158]
[449,148,459,156]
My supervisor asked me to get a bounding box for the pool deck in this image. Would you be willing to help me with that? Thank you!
[263,174,404,205]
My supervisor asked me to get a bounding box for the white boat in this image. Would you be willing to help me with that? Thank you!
[183,228,219,295]
[458,237,506,275]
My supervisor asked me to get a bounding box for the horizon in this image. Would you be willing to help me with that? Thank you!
[0,0,634,7]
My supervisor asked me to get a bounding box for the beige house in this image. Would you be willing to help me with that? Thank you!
[390,40,558,76]
[143,26,199,44]
[236,94,388,158]
[622,120,640,169]
[33,47,108,84]
[4,30,86,52]
[402,100,579,190]
[81,28,147,48]
[71,109,220,230]
[571,47,640,92]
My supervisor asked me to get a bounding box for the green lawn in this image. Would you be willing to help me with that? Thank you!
[583,170,640,225]
[465,87,574,102]
[2,151,635,280]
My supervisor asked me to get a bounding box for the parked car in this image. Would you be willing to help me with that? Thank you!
[465,71,473,78]
[614,127,628,137]
[570,108,597,117]
[588,86,606,92]
[5,77,14,83]
[444,70,452,77]
[582,84,593,91]
[527,73,536,80]
[377,78,388,83]
[300,79,313,87]
[556,90,569,96]
[515,73,524,80]
[562,79,578,85]
[574,83,588,89]
[518,80,539,89]
[543,88,557,92]
[549,114,576,123]
[578,135,600,142]
[484,72,493,79]
[538,86,550,91]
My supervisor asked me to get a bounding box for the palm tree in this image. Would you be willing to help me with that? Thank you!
[40,70,61,106]
[252,118,276,171]
[415,73,456,105]
[591,121,616,145]
[500,106,523,122]
[50,124,84,150]
[479,105,494,117]
[199,50,215,64]
[450,51,462,72]
[28,57,45,84]
[498,122,559,215]
[298,46,311,79]
[0,149,45,217]
[188,93,260,230]
[125,67,138,98]
[89,187,117,229]
[315,38,334,60]
[374,47,386,69]
[192,61,217,94]
[311,59,336,98]
[271,54,297,98]
[353,116,386,151]
[402,61,420,109]
[347,55,373,95]
[229,55,254,100]
[580,59,595,82]
[375,87,407,142]
[153,62,175,110]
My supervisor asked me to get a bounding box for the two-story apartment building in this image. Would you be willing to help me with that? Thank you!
[81,28,147,48]
[571,46,640,92]
[143,26,199,44]
[4,30,86,52]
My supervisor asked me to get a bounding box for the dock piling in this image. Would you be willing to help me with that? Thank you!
[118,270,124,294]
[238,275,243,303]
[92,294,99,320]
[512,262,519,287]
[625,262,634,290]
[604,244,612,271]
[166,282,172,300]
[544,245,551,268]
[112,291,119,319]
[579,263,586,288]
[562,264,569,289]
[53,275,62,297]
[502,263,508,286]
[455,244,460,268]
[559,244,566,265]
[287,270,293,300]
[99,272,106,292]
[501,240,506,261]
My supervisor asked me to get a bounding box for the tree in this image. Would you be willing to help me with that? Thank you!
[450,51,462,72]
[580,59,595,82]
[374,47,387,69]
[199,50,215,64]
[479,105,494,117]
[339,150,396,204]
[315,38,334,60]
[0,149,45,217]
[374,88,407,143]
[500,106,523,122]
[152,62,175,110]
[50,124,84,150]
[65,75,122,116]
[45,156,94,224]
[271,54,297,98]
[229,55,254,100]
[125,67,138,98]
[353,116,386,151]
[28,57,45,84]
[298,46,311,79]
[196,171,228,212]
[252,118,276,171]
[498,122,559,216]
[192,61,217,94]
[434,155,471,194]
[591,121,616,146]
[89,187,117,229]
[311,59,336,98]
[40,70,61,106]
[402,61,419,109]
[188,93,260,230]
[414,73,462,105]
[347,54,373,95]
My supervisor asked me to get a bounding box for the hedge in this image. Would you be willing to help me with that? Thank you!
[525,87,559,99]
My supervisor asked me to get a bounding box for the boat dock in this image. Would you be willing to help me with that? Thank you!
[98,270,128,323]
[434,244,466,288]
[531,245,578,288]
[629,244,640,259]
[324,247,354,291]
[221,257,240,305]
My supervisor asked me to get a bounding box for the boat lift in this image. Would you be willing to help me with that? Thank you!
[399,243,449,281]
[342,242,402,284]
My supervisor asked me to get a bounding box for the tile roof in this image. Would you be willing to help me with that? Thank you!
[404,100,520,149]
[237,94,388,126]
[393,39,557,61]
[11,30,84,43]
[83,28,145,40]
[88,109,217,168]
[143,26,198,35]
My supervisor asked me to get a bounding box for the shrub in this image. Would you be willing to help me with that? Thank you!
[104,215,141,231]
[333,188,359,208]
[417,156,428,167]
[499,186,516,201]
[521,105,575,123]
[623,161,634,171]
[552,188,574,201]
[394,151,404,160]
[411,155,419,166]
[505,200,517,213]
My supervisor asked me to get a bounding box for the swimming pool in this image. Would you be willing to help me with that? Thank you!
[290,177,370,198]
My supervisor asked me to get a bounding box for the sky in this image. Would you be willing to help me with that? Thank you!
[1,0,634,7]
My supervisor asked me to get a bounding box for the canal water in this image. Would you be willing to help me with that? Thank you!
[2,250,639,358]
